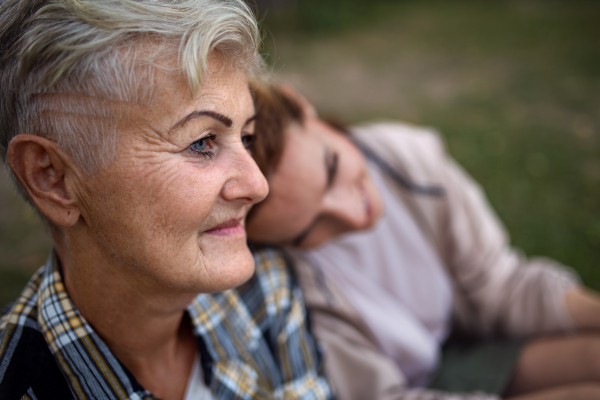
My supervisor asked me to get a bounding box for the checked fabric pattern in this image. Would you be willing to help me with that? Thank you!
[0,248,332,400]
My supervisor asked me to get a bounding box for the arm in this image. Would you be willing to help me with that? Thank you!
[352,122,581,337]
[434,141,581,336]
[434,142,578,335]
[564,287,600,330]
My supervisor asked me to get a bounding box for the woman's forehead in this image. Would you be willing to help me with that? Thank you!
[126,63,251,135]
[275,123,326,186]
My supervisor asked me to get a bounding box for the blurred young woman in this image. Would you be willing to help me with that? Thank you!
[247,82,600,400]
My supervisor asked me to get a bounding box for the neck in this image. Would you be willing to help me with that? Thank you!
[53,226,198,400]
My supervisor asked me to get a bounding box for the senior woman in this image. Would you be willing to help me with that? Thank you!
[0,2,332,399]
[246,82,600,400]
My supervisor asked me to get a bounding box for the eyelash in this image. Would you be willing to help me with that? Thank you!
[327,152,339,187]
[190,134,217,159]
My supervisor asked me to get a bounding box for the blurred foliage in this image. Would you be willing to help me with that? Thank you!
[1,0,599,307]
[257,0,400,33]
[0,171,51,307]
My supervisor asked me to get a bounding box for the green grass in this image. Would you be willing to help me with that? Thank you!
[1,0,599,307]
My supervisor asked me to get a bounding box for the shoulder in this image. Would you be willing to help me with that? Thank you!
[248,245,297,311]
[230,245,297,331]
[351,121,445,156]
[236,247,332,398]
[242,245,310,338]
[352,122,449,178]
[351,122,455,192]
[0,270,72,399]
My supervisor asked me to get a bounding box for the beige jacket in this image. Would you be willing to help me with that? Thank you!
[291,122,579,400]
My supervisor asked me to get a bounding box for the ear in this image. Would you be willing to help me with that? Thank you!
[278,83,318,119]
[7,134,81,227]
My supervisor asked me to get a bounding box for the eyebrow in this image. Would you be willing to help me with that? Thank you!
[170,110,233,130]
[245,114,258,126]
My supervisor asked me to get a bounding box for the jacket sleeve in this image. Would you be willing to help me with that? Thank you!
[439,153,580,337]
[354,122,580,337]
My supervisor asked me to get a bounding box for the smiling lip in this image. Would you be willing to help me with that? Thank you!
[205,218,245,237]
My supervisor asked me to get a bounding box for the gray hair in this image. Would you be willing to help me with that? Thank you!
[0,0,263,191]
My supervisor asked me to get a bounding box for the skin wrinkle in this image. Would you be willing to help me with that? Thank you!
[56,71,268,384]
[66,55,265,297]
[81,153,196,286]
[3,1,264,395]
[72,71,245,294]
[110,120,253,288]
[196,207,232,290]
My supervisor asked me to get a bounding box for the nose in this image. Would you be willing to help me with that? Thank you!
[220,146,269,204]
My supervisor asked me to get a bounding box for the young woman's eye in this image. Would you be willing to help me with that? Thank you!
[241,134,254,151]
[326,151,339,188]
[190,134,216,158]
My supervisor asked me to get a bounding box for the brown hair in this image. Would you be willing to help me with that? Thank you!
[249,80,304,175]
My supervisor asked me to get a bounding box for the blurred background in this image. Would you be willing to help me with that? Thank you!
[1,0,599,307]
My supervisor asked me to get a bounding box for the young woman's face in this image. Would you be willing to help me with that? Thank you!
[246,115,383,248]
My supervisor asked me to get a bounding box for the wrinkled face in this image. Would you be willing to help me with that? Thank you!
[246,116,383,249]
[76,55,268,294]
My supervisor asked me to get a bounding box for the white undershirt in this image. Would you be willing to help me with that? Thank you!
[183,354,214,400]
[298,161,453,386]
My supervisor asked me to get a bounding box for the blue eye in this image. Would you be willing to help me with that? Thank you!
[191,138,208,152]
[190,134,216,159]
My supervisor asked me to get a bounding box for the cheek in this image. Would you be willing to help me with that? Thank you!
[247,196,312,244]
[139,161,223,236]
[339,143,365,179]
[84,157,223,247]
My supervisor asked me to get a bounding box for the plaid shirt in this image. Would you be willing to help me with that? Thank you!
[0,247,332,400]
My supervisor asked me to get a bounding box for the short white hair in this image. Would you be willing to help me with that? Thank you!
[0,0,263,180]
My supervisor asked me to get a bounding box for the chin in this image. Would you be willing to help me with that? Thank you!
[366,187,384,228]
[157,246,255,295]
[368,203,384,229]
[204,246,256,293]
[188,232,256,291]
